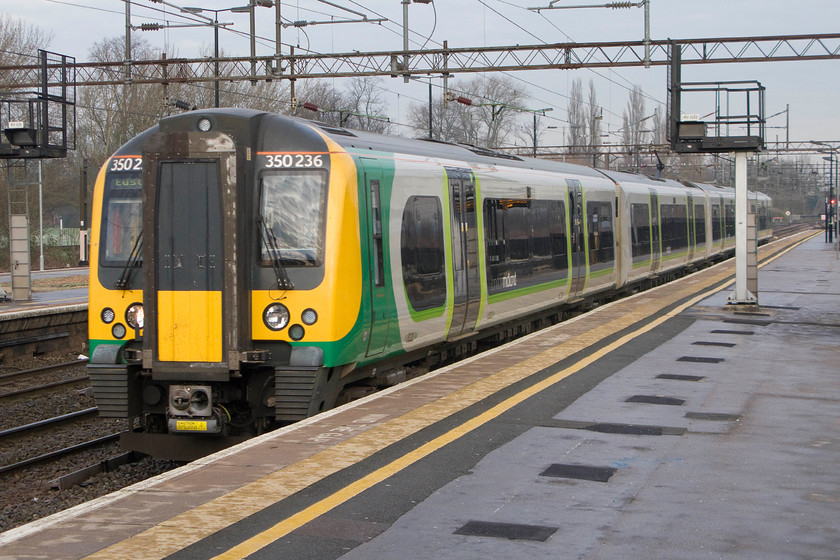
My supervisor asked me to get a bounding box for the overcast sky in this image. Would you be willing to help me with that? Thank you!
[4,0,839,147]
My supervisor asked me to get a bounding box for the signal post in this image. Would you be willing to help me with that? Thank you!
[668,41,764,305]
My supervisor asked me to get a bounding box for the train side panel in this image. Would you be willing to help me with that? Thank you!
[385,155,451,354]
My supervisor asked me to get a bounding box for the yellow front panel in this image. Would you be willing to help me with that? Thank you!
[157,291,223,362]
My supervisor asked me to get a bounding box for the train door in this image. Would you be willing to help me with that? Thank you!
[568,180,586,297]
[687,193,696,260]
[446,167,481,340]
[361,158,391,357]
[649,189,661,272]
[155,160,224,363]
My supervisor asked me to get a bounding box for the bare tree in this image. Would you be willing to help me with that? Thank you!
[650,103,665,145]
[476,76,526,148]
[174,45,290,112]
[621,86,648,170]
[0,14,53,89]
[0,15,55,253]
[76,35,164,168]
[342,77,392,133]
[407,90,472,141]
[290,80,350,126]
[76,35,292,170]
[408,75,525,147]
[587,80,602,165]
[288,78,390,133]
[567,78,588,154]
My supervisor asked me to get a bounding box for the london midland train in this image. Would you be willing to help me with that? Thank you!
[88,108,772,460]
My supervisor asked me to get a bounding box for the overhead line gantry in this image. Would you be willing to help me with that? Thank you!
[1,33,839,89]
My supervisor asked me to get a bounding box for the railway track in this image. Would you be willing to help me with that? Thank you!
[0,359,121,475]
[0,359,89,403]
[0,352,177,534]
[0,431,121,476]
[0,357,121,489]
[773,222,820,238]
[0,400,123,476]
[0,358,88,382]
[0,407,99,440]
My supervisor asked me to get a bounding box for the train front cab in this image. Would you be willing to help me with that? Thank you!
[87,111,367,459]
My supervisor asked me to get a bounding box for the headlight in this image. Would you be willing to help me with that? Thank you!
[101,308,115,324]
[289,324,305,341]
[126,303,144,330]
[263,303,290,331]
[301,308,318,325]
[112,323,127,339]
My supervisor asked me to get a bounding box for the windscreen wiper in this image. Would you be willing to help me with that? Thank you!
[258,218,293,290]
[115,230,143,290]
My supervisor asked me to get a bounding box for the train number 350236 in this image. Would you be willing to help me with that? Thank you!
[264,154,323,168]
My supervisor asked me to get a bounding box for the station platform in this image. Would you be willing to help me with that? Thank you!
[1,231,837,560]
[0,268,88,315]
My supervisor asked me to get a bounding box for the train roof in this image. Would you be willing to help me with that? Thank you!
[596,169,695,192]
[112,109,767,206]
[296,114,610,180]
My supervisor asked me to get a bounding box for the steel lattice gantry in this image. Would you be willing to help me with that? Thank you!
[1,33,839,89]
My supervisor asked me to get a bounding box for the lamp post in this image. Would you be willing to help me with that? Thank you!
[532,108,553,157]
[181,5,254,108]
[811,141,838,243]
[824,153,836,243]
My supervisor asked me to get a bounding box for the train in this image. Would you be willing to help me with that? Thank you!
[87,108,772,460]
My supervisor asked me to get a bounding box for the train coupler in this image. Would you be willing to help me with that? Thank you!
[166,385,225,434]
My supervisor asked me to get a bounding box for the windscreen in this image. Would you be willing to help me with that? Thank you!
[260,170,328,266]
[100,171,142,266]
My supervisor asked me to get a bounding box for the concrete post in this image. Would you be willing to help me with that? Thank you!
[728,151,757,305]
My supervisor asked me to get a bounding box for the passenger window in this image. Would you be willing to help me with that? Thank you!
[694,205,706,245]
[631,203,651,261]
[712,204,723,241]
[587,201,614,268]
[661,204,688,253]
[401,196,446,312]
[483,198,568,296]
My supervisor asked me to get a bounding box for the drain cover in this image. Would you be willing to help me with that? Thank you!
[626,395,685,405]
[454,520,558,541]
[584,422,664,435]
[540,463,617,482]
[685,412,741,421]
[677,356,724,363]
[657,374,705,382]
[723,318,771,326]
[710,329,755,335]
[734,311,771,317]
[692,341,736,348]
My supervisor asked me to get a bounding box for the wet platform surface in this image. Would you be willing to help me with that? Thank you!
[1,232,837,560]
